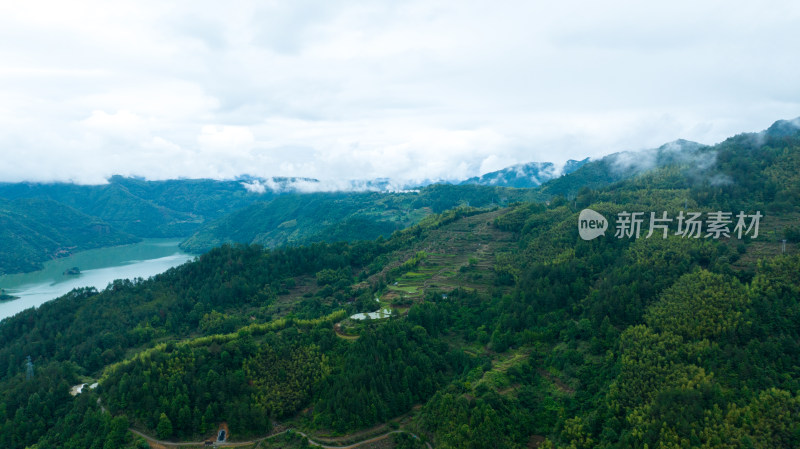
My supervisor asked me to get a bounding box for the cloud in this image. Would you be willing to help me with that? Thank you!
[607,140,714,177]
[81,110,148,137]
[198,125,255,152]
[608,150,659,175]
[0,0,798,184]
[478,155,517,177]
[708,174,734,187]
[241,180,267,194]
[241,177,416,194]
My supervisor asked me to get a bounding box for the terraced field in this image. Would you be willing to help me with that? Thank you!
[376,209,518,307]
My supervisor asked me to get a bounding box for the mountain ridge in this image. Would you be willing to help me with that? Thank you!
[0,115,799,448]
[1,117,798,275]
[459,158,590,188]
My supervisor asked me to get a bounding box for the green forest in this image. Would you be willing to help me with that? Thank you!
[0,120,799,448]
[0,175,535,275]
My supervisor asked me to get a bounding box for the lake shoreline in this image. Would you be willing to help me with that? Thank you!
[0,238,194,321]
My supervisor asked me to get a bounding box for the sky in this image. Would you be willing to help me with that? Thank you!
[1,0,799,185]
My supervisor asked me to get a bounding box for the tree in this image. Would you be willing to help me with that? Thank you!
[104,416,130,449]
[157,412,173,440]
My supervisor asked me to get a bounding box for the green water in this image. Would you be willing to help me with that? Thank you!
[0,239,194,321]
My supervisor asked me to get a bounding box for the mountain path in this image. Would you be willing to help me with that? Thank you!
[129,427,432,449]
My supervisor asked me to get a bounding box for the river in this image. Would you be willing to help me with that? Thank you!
[0,239,194,321]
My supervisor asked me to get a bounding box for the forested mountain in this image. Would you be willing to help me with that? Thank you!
[0,176,269,236]
[0,137,712,275]
[460,158,589,188]
[180,184,538,253]
[0,169,535,273]
[538,139,707,198]
[0,118,798,448]
[0,177,272,274]
[0,198,137,274]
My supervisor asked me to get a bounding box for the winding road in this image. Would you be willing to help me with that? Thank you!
[129,427,433,449]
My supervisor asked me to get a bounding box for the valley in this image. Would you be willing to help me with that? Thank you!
[0,119,798,448]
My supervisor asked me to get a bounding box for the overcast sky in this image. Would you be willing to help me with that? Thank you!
[1,0,799,184]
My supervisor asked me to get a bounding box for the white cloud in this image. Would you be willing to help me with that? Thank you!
[198,125,255,151]
[81,110,147,136]
[241,180,267,194]
[0,0,798,184]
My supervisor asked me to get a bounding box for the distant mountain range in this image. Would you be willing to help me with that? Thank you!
[539,139,708,197]
[1,117,798,274]
[179,184,538,254]
[235,158,591,192]
[232,139,708,193]
[459,158,590,188]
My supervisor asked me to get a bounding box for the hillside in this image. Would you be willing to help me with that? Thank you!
[0,198,137,274]
[538,139,707,198]
[0,178,268,274]
[0,138,719,275]
[180,184,539,253]
[0,119,798,448]
[0,172,538,273]
[3,118,796,277]
[460,158,589,188]
[0,177,268,236]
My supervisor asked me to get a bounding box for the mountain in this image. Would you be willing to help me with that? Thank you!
[0,178,268,273]
[0,176,268,236]
[180,184,539,253]
[0,173,539,273]
[178,140,723,254]
[765,116,800,137]
[538,139,707,198]
[460,158,589,188]
[0,118,799,448]
[0,119,795,278]
[238,176,423,193]
[0,198,137,274]
[210,158,596,193]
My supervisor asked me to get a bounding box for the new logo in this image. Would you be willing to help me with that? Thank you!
[578,209,608,240]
